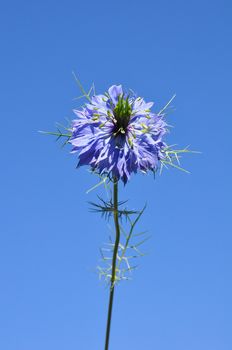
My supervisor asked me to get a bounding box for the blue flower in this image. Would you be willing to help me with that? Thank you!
[70,85,167,183]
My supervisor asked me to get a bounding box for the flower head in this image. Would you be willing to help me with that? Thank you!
[70,85,167,183]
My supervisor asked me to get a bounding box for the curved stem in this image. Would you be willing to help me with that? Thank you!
[104,179,120,350]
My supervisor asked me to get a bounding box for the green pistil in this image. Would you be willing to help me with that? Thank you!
[113,95,132,132]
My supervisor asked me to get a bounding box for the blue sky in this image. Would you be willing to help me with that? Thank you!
[0,0,231,349]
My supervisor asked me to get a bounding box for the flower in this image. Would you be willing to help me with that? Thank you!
[70,85,167,184]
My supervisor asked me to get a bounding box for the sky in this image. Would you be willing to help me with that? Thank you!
[0,0,232,349]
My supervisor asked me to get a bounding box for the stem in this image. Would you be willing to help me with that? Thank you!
[104,179,120,350]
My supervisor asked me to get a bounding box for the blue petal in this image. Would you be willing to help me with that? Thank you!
[108,85,123,105]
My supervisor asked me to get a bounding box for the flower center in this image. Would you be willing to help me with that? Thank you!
[113,95,132,134]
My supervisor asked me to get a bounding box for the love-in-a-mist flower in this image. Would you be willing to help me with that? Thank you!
[42,78,196,350]
[70,85,167,183]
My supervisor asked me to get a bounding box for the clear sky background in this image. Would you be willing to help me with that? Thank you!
[0,1,231,349]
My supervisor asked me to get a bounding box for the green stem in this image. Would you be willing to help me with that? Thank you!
[104,179,120,350]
